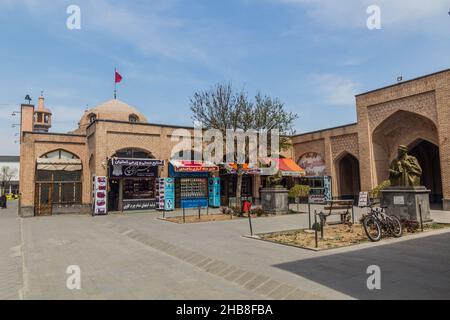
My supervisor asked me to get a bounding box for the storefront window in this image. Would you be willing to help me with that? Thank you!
[179,178,208,199]
[123,178,156,200]
[114,148,153,159]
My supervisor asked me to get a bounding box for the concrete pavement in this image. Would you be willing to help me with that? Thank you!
[1,200,450,299]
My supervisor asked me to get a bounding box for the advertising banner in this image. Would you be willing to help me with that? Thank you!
[92,176,108,215]
[109,158,164,178]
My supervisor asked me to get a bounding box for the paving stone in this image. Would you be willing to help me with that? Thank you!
[196,258,213,268]
[217,265,237,278]
[234,271,258,286]
[267,283,297,299]
[254,280,282,296]
[244,275,270,291]
[284,288,323,300]
[224,268,245,282]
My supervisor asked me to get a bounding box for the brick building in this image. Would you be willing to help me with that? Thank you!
[291,68,450,210]
[18,68,450,216]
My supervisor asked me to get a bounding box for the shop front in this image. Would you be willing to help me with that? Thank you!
[260,157,306,189]
[169,160,220,209]
[219,163,260,207]
[108,158,165,212]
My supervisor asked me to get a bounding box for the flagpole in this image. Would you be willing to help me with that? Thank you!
[114,67,117,99]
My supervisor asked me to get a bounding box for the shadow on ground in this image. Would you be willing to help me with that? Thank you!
[274,233,450,299]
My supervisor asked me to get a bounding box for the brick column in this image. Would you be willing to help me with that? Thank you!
[435,78,450,210]
[356,97,375,192]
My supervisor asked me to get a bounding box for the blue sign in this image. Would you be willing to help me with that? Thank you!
[208,177,221,208]
[181,198,208,209]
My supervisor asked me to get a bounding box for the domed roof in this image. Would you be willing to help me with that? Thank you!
[79,99,148,127]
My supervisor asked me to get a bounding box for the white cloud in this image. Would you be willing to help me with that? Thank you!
[311,74,360,106]
[270,0,450,32]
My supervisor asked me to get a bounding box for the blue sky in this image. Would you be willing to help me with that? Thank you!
[1,0,450,155]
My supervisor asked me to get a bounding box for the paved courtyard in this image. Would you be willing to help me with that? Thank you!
[1,201,450,300]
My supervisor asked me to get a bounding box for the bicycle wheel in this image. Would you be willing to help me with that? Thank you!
[389,215,403,238]
[363,216,382,242]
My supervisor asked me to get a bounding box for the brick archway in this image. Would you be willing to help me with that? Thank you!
[372,110,439,187]
[334,151,360,200]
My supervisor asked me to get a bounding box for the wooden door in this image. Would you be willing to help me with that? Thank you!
[35,183,53,216]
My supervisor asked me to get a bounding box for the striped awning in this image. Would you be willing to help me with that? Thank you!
[36,158,82,171]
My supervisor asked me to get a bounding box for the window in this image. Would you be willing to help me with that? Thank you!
[41,150,79,160]
[89,113,97,123]
[37,150,82,206]
[36,170,82,205]
[129,114,139,123]
[114,148,153,159]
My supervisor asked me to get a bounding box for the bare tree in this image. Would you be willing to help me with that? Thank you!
[190,83,298,209]
[0,166,18,195]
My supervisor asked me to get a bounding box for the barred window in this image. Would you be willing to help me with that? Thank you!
[36,170,82,205]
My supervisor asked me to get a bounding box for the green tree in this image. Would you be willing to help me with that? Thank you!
[190,83,298,208]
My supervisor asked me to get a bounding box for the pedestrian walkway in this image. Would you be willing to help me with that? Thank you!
[0,201,23,300]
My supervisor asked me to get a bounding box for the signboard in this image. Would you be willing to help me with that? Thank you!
[298,152,326,177]
[181,198,208,209]
[123,199,157,211]
[358,191,370,207]
[308,194,325,204]
[109,158,164,178]
[393,196,405,205]
[92,176,108,215]
[323,176,332,202]
[157,178,175,211]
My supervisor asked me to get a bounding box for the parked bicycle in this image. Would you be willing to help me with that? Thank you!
[362,204,403,242]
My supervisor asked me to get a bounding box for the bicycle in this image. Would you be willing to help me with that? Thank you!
[362,204,403,242]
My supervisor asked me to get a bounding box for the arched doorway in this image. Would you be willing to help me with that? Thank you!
[35,149,82,216]
[409,139,442,205]
[372,110,440,186]
[336,153,360,200]
[109,148,161,212]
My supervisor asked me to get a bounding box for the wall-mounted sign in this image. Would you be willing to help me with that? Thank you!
[393,196,405,205]
[92,176,108,215]
[109,158,164,178]
[298,152,326,177]
[123,199,157,211]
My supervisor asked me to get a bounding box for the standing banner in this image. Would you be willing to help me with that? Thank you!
[358,191,370,207]
[93,176,108,215]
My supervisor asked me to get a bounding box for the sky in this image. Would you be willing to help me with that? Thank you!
[1,0,450,155]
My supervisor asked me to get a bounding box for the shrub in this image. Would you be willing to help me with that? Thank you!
[370,180,391,200]
[289,184,310,201]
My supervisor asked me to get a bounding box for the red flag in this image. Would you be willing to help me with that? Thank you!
[115,71,123,83]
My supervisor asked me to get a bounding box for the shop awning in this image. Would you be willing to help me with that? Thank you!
[36,158,82,171]
[170,160,219,173]
[259,158,305,177]
[222,163,261,175]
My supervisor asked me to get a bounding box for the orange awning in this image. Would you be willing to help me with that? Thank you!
[260,158,305,177]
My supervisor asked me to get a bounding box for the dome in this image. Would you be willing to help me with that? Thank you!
[78,99,148,127]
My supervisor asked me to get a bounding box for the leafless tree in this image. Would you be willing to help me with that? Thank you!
[190,83,298,208]
[0,166,18,195]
